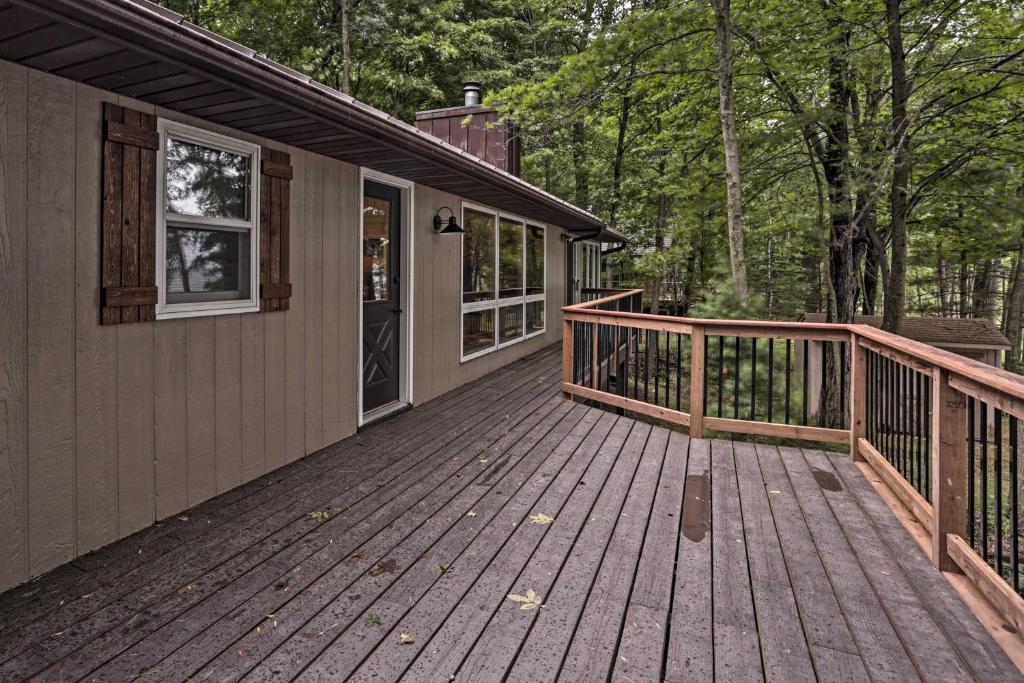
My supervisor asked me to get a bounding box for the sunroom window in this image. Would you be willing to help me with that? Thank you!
[461,204,545,360]
[157,121,260,318]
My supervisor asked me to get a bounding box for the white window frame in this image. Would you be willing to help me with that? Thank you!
[460,201,546,362]
[155,119,261,320]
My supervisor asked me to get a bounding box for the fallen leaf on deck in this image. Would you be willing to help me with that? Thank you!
[479,459,489,464]
[310,510,330,522]
[507,588,543,610]
[466,511,477,518]
[178,515,190,522]
[369,564,385,576]
[399,632,414,644]
[365,612,381,627]
[438,564,450,575]
[528,513,554,525]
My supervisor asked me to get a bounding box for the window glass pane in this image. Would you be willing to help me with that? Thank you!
[499,219,523,299]
[463,209,495,303]
[499,304,523,344]
[526,226,544,295]
[362,196,391,302]
[165,137,251,220]
[526,300,544,335]
[165,225,251,303]
[463,309,495,356]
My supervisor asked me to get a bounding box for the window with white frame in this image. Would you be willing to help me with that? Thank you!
[461,204,545,360]
[157,120,260,318]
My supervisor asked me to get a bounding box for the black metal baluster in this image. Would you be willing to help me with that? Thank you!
[819,341,827,428]
[767,339,775,423]
[901,363,909,480]
[644,329,651,403]
[626,321,634,401]
[969,397,976,547]
[717,335,724,418]
[654,330,661,405]
[702,334,709,413]
[917,370,925,493]
[996,409,1004,578]
[802,339,809,426]
[676,332,683,410]
[666,331,672,408]
[866,353,873,442]
[840,342,846,426]
[734,336,741,420]
[751,337,757,422]
[1011,415,1020,593]
[982,402,989,562]
[924,374,931,501]
[785,339,792,424]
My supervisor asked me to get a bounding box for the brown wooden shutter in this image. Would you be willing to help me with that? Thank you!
[259,148,293,312]
[101,102,158,324]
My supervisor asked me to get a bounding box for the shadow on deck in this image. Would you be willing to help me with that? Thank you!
[0,345,1019,681]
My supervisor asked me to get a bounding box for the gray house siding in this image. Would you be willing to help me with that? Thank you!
[0,62,566,592]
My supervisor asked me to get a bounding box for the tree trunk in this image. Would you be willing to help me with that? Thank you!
[973,259,997,319]
[340,0,352,94]
[959,248,970,315]
[882,0,911,332]
[863,243,879,315]
[609,94,631,230]
[711,0,749,301]
[1003,230,1024,372]
[937,245,950,316]
[571,120,589,208]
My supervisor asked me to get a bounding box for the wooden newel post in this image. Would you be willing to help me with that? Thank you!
[850,333,867,462]
[562,317,573,400]
[931,366,967,573]
[690,325,705,439]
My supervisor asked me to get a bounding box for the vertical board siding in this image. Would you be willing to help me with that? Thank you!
[0,64,569,592]
[304,153,324,452]
[213,316,242,493]
[240,314,266,482]
[26,70,76,575]
[337,163,359,438]
[186,317,216,507]
[284,149,306,463]
[321,160,341,444]
[75,85,119,553]
[0,60,29,588]
[154,319,188,519]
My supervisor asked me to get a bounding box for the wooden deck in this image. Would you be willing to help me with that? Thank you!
[0,345,1019,682]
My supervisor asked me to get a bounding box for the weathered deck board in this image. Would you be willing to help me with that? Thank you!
[0,344,1019,682]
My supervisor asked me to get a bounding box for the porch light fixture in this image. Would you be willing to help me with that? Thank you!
[433,206,463,234]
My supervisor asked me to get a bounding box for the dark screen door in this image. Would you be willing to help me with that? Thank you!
[362,180,402,412]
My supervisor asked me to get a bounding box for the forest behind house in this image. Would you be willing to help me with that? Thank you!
[160,0,1024,369]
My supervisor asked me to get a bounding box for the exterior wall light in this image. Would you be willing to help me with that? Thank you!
[433,206,463,234]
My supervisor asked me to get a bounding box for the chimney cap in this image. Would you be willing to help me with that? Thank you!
[463,81,482,106]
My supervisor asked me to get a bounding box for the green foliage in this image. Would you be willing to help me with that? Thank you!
[157,0,1024,326]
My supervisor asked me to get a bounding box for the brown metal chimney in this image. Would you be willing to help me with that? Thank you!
[415,81,520,177]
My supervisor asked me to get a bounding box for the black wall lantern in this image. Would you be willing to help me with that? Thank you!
[433,206,463,234]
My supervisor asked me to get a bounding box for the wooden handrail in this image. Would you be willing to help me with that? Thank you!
[559,302,1024,633]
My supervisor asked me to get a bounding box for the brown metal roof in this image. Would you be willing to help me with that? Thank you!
[0,0,622,240]
[801,313,1011,349]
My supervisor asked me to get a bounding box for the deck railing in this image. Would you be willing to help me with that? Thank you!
[562,288,1024,633]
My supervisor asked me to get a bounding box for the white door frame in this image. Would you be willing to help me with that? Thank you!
[357,167,415,426]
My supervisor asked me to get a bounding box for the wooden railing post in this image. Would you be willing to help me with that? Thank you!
[690,325,705,439]
[591,322,599,390]
[932,366,967,573]
[562,317,573,400]
[850,332,866,461]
